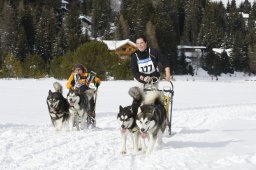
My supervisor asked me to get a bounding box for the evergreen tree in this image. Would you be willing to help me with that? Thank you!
[22,54,46,78]
[2,52,23,78]
[153,0,178,71]
[221,50,233,74]
[239,0,251,13]
[91,0,111,38]
[230,31,249,72]
[197,2,225,49]
[115,14,130,39]
[62,1,84,51]
[35,8,56,61]
[0,1,17,55]
[52,27,68,57]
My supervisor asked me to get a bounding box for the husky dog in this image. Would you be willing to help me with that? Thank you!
[47,82,70,131]
[67,89,93,130]
[129,87,167,155]
[117,105,141,154]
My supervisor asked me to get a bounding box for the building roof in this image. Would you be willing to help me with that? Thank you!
[102,39,136,50]
[177,45,207,49]
[240,12,249,19]
[62,0,69,4]
[212,48,232,56]
[79,15,92,24]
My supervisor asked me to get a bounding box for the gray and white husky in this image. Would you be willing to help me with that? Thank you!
[130,86,167,155]
[67,89,93,130]
[47,82,71,131]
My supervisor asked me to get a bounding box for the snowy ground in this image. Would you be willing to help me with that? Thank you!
[1,73,256,170]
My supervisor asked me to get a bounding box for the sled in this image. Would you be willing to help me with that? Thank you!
[143,77,174,135]
[86,70,99,128]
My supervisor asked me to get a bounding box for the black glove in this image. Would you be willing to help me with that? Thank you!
[95,82,100,88]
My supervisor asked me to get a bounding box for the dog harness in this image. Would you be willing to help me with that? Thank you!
[135,48,156,74]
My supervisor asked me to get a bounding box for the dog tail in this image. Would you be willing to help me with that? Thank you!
[143,91,164,105]
[128,86,143,101]
[53,82,63,94]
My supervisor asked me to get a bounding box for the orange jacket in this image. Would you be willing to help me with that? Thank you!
[66,72,101,90]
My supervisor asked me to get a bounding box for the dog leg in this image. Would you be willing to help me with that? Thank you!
[81,112,88,130]
[120,132,127,154]
[146,133,157,156]
[74,115,80,130]
[68,115,75,131]
[133,132,139,153]
[55,119,62,131]
[140,136,147,152]
[157,131,164,147]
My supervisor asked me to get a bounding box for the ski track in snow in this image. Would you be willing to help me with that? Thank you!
[1,78,256,170]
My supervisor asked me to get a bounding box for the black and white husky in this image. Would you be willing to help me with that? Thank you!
[67,89,93,130]
[47,82,71,131]
[117,86,145,154]
[130,86,167,155]
[117,105,141,154]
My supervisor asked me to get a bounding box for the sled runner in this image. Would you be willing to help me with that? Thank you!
[143,77,174,135]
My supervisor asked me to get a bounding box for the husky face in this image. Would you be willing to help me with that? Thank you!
[67,90,80,107]
[136,105,156,133]
[117,106,135,129]
[47,90,62,112]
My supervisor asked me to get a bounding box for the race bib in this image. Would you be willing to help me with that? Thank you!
[137,57,156,74]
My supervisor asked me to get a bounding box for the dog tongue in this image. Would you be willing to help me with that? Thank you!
[121,128,126,133]
[141,133,148,139]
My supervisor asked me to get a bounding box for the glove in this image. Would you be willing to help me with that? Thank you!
[95,82,100,88]
[143,76,152,83]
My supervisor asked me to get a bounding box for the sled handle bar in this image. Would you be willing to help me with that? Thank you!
[144,80,174,95]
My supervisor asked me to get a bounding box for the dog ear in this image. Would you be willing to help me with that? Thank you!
[49,90,52,95]
[119,105,123,111]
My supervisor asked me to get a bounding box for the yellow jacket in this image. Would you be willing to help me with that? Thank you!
[66,72,101,90]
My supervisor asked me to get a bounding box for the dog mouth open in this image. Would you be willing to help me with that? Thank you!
[69,100,76,106]
[140,128,149,139]
[141,133,148,139]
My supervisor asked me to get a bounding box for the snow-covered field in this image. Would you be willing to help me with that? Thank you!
[1,73,256,170]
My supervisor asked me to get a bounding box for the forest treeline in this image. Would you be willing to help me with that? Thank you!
[0,0,255,79]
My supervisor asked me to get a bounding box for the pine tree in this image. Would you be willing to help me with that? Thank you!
[0,1,17,55]
[230,31,249,72]
[221,50,233,74]
[35,8,56,61]
[91,0,111,38]
[197,2,225,49]
[52,27,68,57]
[22,54,46,78]
[239,0,251,13]
[62,1,84,51]
[2,52,23,78]
[153,0,178,71]
[115,14,130,39]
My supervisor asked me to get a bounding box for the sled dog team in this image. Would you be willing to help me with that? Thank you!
[47,82,168,155]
